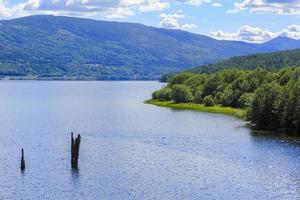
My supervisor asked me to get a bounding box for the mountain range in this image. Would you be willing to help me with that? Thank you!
[0,15,300,80]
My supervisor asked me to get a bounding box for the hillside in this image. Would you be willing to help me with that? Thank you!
[0,15,300,80]
[189,48,300,74]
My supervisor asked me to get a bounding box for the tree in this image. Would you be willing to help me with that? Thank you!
[169,73,193,86]
[171,84,194,103]
[249,82,282,129]
[220,88,234,107]
[238,93,254,108]
[202,74,220,97]
[194,87,204,104]
[151,67,299,132]
[184,74,206,94]
[203,95,215,107]
[152,87,172,101]
[280,79,300,131]
[160,73,174,83]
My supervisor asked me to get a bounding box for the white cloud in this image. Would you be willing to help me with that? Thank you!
[181,23,197,29]
[208,24,300,43]
[159,11,198,30]
[229,0,300,15]
[0,0,25,18]
[139,0,169,12]
[0,0,233,19]
[173,0,211,6]
[279,24,300,39]
[0,0,169,19]
[211,2,223,7]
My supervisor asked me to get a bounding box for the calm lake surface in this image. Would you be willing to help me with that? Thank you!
[0,81,300,200]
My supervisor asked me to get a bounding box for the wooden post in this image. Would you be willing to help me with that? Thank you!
[21,148,25,172]
[71,133,81,170]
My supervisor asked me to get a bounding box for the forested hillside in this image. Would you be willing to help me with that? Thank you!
[190,49,300,74]
[0,15,300,79]
[152,67,300,133]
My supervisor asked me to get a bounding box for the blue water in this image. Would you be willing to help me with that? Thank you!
[0,81,300,200]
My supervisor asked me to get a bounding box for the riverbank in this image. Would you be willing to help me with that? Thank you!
[145,99,246,118]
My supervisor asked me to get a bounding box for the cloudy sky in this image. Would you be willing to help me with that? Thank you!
[0,0,299,43]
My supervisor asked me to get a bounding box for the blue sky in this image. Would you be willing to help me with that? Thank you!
[1,0,299,42]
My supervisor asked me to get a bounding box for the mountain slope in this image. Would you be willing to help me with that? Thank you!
[189,48,300,74]
[259,37,300,51]
[0,15,299,79]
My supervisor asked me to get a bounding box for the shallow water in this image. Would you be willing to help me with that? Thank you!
[0,81,300,200]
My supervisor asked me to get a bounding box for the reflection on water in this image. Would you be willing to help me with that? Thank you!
[0,81,299,199]
[251,129,300,143]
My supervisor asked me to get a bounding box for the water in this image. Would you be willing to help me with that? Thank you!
[0,81,300,200]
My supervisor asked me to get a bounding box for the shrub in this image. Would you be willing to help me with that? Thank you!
[152,88,172,101]
[203,95,215,107]
[194,87,203,104]
[238,92,254,108]
[220,88,234,106]
[171,84,194,103]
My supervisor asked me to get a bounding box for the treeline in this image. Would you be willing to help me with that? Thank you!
[152,67,300,133]
[189,48,300,74]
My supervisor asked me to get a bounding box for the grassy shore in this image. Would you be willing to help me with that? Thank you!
[145,99,246,118]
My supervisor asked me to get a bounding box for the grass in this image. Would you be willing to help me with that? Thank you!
[145,99,246,118]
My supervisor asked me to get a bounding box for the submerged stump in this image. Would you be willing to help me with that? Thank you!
[71,132,81,170]
[20,148,25,172]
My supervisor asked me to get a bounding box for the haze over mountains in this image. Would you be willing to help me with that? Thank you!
[0,15,300,80]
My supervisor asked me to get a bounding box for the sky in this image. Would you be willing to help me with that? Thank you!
[0,0,299,43]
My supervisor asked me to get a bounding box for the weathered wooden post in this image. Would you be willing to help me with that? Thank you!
[71,132,81,170]
[20,148,25,172]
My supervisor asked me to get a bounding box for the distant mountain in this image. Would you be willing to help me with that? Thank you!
[0,15,299,80]
[259,37,300,51]
[189,48,300,74]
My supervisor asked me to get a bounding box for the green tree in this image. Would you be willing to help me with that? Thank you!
[280,79,300,131]
[250,82,283,129]
[238,93,254,108]
[152,87,172,101]
[169,73,193,86]
[194,87,204,104]
[171,84,194,103]
[202,74,220,97]
[203,95,215,107]
[220,88,234,106]
[152,67,299,132]
[184,74,206,94]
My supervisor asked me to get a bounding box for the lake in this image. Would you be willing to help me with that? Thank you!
[0,81,300,200]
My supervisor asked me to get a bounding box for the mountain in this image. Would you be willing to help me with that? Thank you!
[0,15,299,80]
[259,37,300,51]
[189,48,300,74]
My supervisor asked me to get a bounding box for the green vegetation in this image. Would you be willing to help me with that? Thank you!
[189,48,300,74]
[1,15,300,80]
[145,99,245,117]
[151,67,300,133]
[203,95,215,107]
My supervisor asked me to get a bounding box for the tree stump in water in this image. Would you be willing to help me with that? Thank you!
[20,148,25,172]
[71,132,81,170]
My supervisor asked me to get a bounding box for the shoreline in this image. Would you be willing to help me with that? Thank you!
[145,99,299,135]
[145,99,246,118]
[0,78,159,81]
[0,76,159,81]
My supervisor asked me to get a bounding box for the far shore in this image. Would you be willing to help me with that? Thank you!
[0,76,158,81]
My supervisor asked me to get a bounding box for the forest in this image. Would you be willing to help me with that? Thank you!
[189,48,300,74]
[152,67,300,133]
